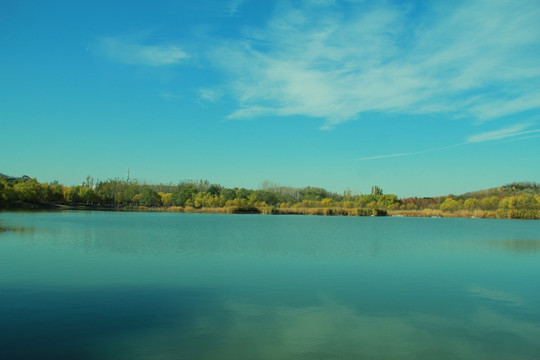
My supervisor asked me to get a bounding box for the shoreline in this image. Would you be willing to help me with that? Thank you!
[2,204,539,220]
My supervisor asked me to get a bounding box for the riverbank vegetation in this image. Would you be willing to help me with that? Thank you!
[1,175,539,219]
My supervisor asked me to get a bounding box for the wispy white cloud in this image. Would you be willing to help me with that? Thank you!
[175,0,249,18]
[228,0,246,16]
[96,36,189,66]
[94,1,540,131]
[197,88,223,102]
[357,152,418,161]
[159,92,182,101]
[466,123,540,143]
[357,143,466,161]
[319,125,335,131]
[209,0,540,125]
[504,133,540,143]
[469,95,540,121]
[228,106,274,119]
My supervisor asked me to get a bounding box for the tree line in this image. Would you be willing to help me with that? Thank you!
[1,175,539,219]
[399,183,540,219]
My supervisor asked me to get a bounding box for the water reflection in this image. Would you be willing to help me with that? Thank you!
[1,212,540,359]
[0,225,33,234]
[2,213,538,258]
[4,284,538,360]
[59,295,540,359]
[0,286,216,360]
[468,285,525,307]
[488,239,540,253]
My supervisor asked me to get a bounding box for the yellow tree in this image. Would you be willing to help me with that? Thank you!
[464,198,479,211]
[440,198,460,212]
[321,198,333,207]
[159,192,172,206]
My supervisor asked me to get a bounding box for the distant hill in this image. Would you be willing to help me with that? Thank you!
[0,173,31,181]
[460,182,539,199]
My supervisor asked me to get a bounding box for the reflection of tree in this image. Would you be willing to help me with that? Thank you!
[0,225,33,234]
[494,239,540,253]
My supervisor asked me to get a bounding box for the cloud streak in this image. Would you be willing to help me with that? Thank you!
[96,37,189,66]
[357,152,419,161]
[197,88,223,103]
[228,0,246,16]
[466,124,540,143]
[358,123,540,161]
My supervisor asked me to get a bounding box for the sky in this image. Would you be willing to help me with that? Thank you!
[1,0,539,197]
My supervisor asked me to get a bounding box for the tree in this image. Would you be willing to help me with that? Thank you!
[464,198,479,211]
[355,196,367,208]
[119,183,140,205]
[79,187,99,204]
[221,188,236,202]
[300,187,329,201]
[63,186,79,204]
[13,179,44,203]
[321,198,333,207]
[440,198,460,212]
[140,188,161,206]
[206,185,221,196]
[47,183,64,202]
[159,192,172,206]
[0,178,16,205]
[516,193,537,210]
[193,192,205,208]
[236,188,251,200]
[254,190,279,206]
[377,194,398,208]
[170,187,196,206]
[480,196,499,210]
[343,201,355,208]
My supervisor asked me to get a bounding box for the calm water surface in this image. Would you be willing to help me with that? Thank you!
[1,211,539,359]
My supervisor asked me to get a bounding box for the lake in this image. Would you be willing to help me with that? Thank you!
[1,211,539,359]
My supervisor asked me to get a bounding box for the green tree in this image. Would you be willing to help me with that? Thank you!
[236,188,251,200]
[221,188,236,202]
[480,196,499,210]
[140,188,161,206]
[300,187,329,201]
[63,186,80,204]
[48,183,64,202]
[377,194,398,208]
[119,183,140,205]
[206,185,221,196]
[13,179,45,203]
[96,180,119,205]
[170,187,196,206]
[0,178,16,205]
[254,190,279,206]
[79,187,99,204]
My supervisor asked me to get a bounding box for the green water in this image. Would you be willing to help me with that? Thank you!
[1,211,539,359]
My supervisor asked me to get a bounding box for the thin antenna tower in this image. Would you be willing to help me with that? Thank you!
[127,168,130,182]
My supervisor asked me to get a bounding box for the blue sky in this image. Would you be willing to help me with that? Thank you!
[1,0,539,197]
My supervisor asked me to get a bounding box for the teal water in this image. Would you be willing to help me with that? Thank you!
[1,211,540,359]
